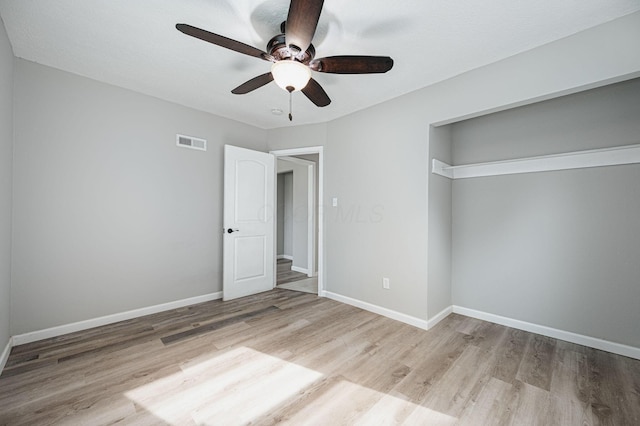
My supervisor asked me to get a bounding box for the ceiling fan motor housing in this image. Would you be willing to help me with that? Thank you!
[267,33,316,64]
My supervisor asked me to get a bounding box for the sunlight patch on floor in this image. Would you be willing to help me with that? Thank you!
[124,345,457,424]
[124,346,323,424]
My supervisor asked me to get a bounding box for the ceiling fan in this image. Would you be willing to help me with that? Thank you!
[176,0,394,118]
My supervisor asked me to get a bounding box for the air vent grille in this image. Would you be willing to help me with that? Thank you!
[176,134,207,151]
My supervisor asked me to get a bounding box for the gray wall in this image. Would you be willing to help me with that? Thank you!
[321,96,431,318]
[451,78,640,347]
[266,13,640,327]
[427,126,452,319]
[277,158,309,271]
[11,59,267,334]
[0,17,13,351]
[283,172,294,258]
[268,123,327,152]
[276,169,294,258]
[291,161,309,272]
[294,153,319,274]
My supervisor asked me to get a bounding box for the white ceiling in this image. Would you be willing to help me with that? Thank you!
[1,0,639,129]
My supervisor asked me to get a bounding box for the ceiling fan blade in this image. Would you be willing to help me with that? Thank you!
[285,0,324,53]
[302,78,331,107]
[231,73,274,94]
[309,56,394,74]
[176,24,271,61]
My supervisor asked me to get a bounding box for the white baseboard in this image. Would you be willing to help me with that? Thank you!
[12,292,223,346]
[291,266,309,275]
[1,336,12,373]
[324,291,429,330]
[277,255,293,260]
[316,293,640,360]
[427,306,453,329]
[453,305,640,360]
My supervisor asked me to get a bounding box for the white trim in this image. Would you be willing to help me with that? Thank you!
[276,157,316,278]
[324,291,429,330]
[291,265,309,275]
[276,156,316,278]
[12,292,223,346]
[1,337,12,373]
[270,146,324,297]
[453,305,640,360]
[270,147,323,157]
[427,306,453,329]
[276,156,314,167]
[431,159,454,179]
[307,162,316,278]
[431,143,640,180]
[277,254,293,260]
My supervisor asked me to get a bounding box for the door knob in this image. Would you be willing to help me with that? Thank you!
[227,228,239,234]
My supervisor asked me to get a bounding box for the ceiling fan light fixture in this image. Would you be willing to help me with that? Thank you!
[271,60,311,92]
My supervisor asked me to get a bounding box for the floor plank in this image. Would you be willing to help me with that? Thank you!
[1,289,639,425]
[276,259,307,285]
[276,258,317,294]
[516,334,556,391]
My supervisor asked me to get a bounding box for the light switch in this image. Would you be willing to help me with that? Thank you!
[332,197,338,207]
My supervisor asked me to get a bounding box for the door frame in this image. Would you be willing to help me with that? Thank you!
[270,146,324,296]
[276,156,316,277]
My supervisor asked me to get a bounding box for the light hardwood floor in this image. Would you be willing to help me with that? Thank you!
[276,258,307,285]
[277,258,318,294]
[1,289,639,425]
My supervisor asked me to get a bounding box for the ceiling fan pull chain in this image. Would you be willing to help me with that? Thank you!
[288,87,294,121]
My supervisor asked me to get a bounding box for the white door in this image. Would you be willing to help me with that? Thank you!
[223,145,275,301]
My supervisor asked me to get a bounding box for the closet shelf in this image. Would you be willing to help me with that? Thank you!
[432,143,640,179]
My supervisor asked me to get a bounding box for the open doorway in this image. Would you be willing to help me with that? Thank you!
[271,147,323,296]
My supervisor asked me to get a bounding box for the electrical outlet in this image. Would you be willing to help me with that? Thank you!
[382,277,390,289]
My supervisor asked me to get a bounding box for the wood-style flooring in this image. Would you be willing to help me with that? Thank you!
[277,258,317,294]
[276,258,307,285]
[1,289,639,425]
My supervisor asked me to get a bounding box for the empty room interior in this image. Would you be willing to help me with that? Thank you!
[1,1,640,424]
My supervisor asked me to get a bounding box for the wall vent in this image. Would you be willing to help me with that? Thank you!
[176,134,207,151]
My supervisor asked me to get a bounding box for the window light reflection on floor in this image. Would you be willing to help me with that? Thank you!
[125,346,323,424]
[124,346,457,424]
